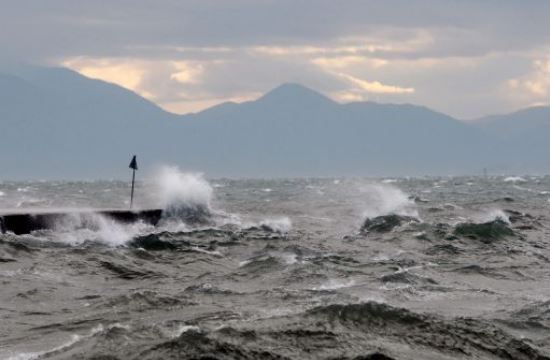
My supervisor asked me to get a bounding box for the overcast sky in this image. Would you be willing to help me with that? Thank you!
[2,0,550,119]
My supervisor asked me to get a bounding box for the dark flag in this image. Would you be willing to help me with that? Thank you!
[129,155,138,209]
[129,155,138,170]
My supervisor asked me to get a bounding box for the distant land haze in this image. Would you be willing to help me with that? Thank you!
[1,66,549,179]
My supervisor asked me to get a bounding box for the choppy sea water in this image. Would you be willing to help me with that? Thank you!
[1,172,550,359]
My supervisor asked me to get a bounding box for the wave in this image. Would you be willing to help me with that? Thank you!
[155,166,214,226]
[356,183,421,235]
[360,214,419,234]
[99,260,162,280]
[453,264,508,279]
[258,217,292,233]
[50,212,153,246]
[504,176,527,183]
[453,219,516,243]
[128,233,180,250]
[138,328,285,360]
[475,208,511,224]
[312,278,356,291]
[98,290,194,310]
[304,302,548,359]
[360,183,418,219]
[184,283,241,295]
[425,243,463,255]
[7,300,548,360]
[509,300,550,328]
[380,270,438,285]
[307,301,424,326]
[1,170,299,251]
[238,255,289,272]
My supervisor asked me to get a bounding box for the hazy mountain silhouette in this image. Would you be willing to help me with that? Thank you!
[181,83,498,177]
[0,66,545,179]
[0,66,179,178]
[475,106,550,173]
[477,106,550,139]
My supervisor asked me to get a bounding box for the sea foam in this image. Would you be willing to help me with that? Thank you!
[360,183,418,219]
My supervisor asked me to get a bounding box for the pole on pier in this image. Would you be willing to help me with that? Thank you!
[129,155,138,209]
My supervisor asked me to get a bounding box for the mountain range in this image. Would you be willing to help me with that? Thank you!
[1,65,549,179]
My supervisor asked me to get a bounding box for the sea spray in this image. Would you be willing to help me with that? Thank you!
[359,183,418,219]
[52,212,151,246]
[259,217,292,233]
[476,208,511,225]
[154,166,214,225]
[503,176,526,183]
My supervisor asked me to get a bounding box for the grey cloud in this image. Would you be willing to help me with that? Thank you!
[2,0,550,118]
[3,0,550,62]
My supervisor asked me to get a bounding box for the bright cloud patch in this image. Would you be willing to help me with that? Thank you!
[338,73,415,94]
[332,91,366,102]
[56,28,540,118]
[170,61,204,84]
[62,57,146,92]
[506,56,550,106]
[62,56,213,112]
[311,56,388,69]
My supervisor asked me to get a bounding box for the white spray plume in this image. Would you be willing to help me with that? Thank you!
[503,176,526,183]
[155,166,213,209]
[259,217,292,233]
[154,166,214,224]
[52,213,151,246]
[360,183,418,219]
[476,209,510,224]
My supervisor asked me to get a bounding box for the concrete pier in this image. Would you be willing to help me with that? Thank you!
[0,209,163,235]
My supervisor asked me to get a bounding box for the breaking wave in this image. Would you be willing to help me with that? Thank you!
[359,183,418,219]
[259,217,292,233]
[155,166,214,225]
[476,208,511,224]
[503,176,526,183]
[44,212,152,246]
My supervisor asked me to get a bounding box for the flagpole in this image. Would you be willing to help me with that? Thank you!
[129,155,138,209]
[130,168,136,209]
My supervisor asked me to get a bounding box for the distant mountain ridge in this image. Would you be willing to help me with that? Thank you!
[0,66,548,179]
[476,106,550,139]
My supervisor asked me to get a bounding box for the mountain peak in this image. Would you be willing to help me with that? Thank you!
[258,83,336,106]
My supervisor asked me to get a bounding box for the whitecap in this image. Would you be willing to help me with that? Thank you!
[360,184,418,218]
[313,279,355,291]
[259,217,292,233]
[280,252,298,265]
[169,325,201,338]
[503,176,526,183]
[5,323,109,360]
[155,166,214,218]
[475,208,510,224]
[36,213,154,246]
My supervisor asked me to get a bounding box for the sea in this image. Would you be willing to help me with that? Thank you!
[1,168,550,359]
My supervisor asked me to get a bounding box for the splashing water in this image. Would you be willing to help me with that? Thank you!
[476,208,511,224]
[259,217,292,233]
[359,183,418,219]
[12,167,221,246]
[154,166,214,225]
[503,176,526,183]
[52,212,152,246]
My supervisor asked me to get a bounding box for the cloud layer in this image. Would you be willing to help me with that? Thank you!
[2,0,550,118]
